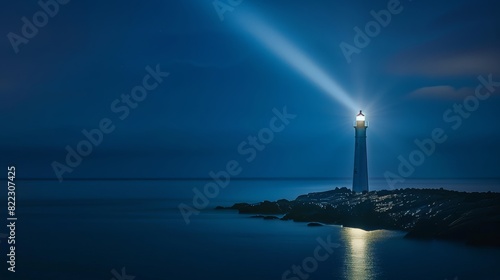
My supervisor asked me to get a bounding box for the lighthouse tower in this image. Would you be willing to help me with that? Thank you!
[353,110,369,192]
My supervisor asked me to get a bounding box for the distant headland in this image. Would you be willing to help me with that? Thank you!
[216,187,500,247]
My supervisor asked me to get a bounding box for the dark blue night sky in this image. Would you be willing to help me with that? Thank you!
[1,0,499,180]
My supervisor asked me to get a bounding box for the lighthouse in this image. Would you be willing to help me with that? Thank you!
[353,110,369,192]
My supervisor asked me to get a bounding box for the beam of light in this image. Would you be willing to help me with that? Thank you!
[235,12,358,111]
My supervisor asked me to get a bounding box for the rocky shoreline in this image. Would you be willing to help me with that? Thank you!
[216,187,500,247]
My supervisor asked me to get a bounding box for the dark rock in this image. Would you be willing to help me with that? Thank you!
[307,222,323,227]
[250,215,280,220]
[219,187,500,247]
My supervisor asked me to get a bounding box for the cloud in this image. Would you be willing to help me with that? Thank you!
[408,85,474,100]
[389,50,500,77]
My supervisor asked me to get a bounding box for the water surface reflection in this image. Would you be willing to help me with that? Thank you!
[342,227,389,280]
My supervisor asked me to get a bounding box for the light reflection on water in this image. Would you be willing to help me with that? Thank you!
[342,227,393,280]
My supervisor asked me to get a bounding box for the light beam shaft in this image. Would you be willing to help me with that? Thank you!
[236,13,357,111]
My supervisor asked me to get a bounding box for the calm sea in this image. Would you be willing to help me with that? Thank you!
[2,179,500,280]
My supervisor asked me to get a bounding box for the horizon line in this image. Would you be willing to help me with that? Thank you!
[2,177,500,181]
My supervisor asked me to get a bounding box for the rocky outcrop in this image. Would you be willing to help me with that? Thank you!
[216,187,500,247]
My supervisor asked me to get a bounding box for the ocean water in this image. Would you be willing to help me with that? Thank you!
[2,179,500,280]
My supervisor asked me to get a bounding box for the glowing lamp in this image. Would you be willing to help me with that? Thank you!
[356,110,365,122]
